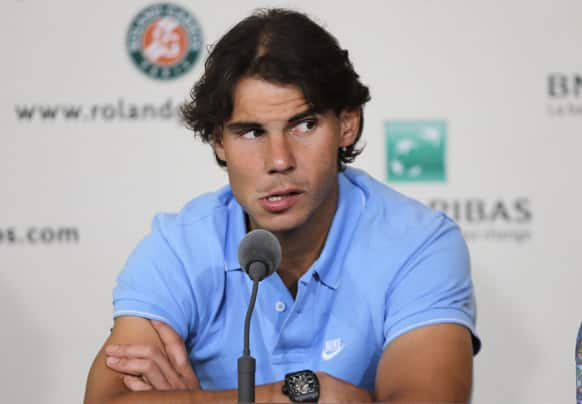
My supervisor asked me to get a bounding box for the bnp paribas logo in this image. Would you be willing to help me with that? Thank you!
[127,3,203,80]
[385,120,447,183]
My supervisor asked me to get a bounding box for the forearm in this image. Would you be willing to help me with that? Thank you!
[107,381,287,404]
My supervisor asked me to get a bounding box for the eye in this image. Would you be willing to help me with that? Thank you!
[240,129,263,139]
[293,118,318,134]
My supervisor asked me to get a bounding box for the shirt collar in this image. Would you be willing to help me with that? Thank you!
[223,168,367,289]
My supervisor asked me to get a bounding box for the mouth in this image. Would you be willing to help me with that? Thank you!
[264,191,302,201]
[259,190,304,213]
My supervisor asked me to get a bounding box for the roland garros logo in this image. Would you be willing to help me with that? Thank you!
[127,3,203,80]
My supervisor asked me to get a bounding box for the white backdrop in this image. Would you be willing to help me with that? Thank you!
[1,1,580,402]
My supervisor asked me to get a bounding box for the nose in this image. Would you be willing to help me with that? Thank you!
[266,134,296,174]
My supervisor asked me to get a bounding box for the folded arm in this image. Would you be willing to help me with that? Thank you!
[85,317,372,403]
[84,316,277,403]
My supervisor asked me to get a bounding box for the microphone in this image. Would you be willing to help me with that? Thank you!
[238,228,281,282]
[237,229,281,403]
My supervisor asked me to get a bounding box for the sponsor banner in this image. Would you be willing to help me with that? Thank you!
[385,120,447,183]
[384,119,533,243]
[2,2,579,404]
[12,3,205,126]
[0,226,80,245]
[127,3,203,80]
[13,98,182,123]
[547,73,582,117]
[427,197,533,243]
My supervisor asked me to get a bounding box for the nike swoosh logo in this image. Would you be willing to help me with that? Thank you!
[321,345,344,360]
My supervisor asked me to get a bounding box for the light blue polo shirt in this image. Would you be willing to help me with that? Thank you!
[113,167,480,392]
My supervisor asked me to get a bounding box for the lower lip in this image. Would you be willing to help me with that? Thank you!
[259,193,303,213]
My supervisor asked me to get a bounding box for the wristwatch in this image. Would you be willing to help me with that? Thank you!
[282,370,320,402]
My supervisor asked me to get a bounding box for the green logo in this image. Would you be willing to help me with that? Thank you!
[127,3,203,80]
[385,120,447,182]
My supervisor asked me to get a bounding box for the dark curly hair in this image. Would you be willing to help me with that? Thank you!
[181,8,371,170]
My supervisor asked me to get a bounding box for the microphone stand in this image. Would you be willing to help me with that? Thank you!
[238,277,260,403]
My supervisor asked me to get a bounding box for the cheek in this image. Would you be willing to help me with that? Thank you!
[302,136,339,173]
[300,147,338,196]
[227,163,254,190]
[224,149,262,200]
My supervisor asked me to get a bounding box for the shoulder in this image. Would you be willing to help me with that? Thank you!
[144,185,240,265]
[153,184,234,233]
[114,185,236,338]
[343,167,454,243]
[341,168,469,290]
[124,184,236,278]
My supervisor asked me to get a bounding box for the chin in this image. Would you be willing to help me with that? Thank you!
[252,213,308,234]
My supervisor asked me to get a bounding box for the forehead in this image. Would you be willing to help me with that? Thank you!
[229,76,309,123]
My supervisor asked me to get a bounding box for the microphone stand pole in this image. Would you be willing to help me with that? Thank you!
[238,278,260,403]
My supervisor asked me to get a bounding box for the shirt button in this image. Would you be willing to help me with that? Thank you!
[275,301,286,312]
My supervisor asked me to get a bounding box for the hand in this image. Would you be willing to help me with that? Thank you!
[316,372,373,403]
[105,320,199,392]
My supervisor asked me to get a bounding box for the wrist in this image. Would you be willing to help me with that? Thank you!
[315,371,374,403]
[256,380,288,403]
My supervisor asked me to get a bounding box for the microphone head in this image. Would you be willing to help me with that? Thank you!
[237,229,281,281]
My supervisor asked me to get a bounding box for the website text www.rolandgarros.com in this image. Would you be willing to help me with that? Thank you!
[14,98,181,122]
[0,227,80,245]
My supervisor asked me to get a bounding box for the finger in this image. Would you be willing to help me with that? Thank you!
[123,375,153,392]
[106,343,186,390]
[169,342,199,389]
[166,341,199,389]
[150,320,182,344]
[106,357,171,390]
[151,320,200,389]
[105,343,157,358]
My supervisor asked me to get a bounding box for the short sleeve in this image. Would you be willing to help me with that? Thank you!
[112,214,196,341]
[383,218,481,354]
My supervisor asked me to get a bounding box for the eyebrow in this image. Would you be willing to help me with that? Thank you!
[225,107,319,132]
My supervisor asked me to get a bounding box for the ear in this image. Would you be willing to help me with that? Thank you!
[338,109,361,148]
[212,129,226,162]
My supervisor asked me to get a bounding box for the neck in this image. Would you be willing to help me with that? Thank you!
[272,179,339,296]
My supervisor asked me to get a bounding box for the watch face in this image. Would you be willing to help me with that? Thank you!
[285,371,319,402]
[289,372,317,395]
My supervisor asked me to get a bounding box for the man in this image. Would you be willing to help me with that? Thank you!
[85,8,480,403]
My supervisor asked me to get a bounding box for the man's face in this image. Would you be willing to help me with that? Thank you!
[213,76,359,235]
